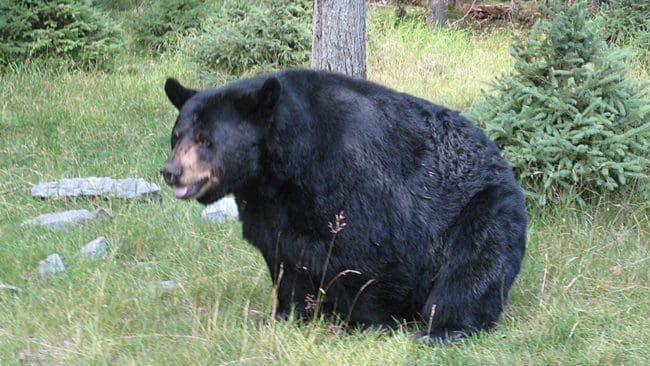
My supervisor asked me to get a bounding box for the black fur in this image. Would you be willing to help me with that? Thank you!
[162,69,527,344]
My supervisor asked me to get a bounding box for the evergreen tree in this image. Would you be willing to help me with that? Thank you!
[592,0,650,67]
[0,0,123,69]
[467,1,649,205]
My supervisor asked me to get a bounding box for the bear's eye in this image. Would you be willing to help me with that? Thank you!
[195,132,211,147]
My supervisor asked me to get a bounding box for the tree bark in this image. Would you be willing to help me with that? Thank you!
[425,0,446,28]
[311,0,366,79]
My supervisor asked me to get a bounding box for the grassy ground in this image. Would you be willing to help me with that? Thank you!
[1,11,649,366]
[366,7,514,109]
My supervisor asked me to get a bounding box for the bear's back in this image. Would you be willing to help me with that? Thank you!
[267,69,513,198]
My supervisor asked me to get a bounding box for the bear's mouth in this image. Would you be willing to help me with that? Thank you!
[173,177,209,199]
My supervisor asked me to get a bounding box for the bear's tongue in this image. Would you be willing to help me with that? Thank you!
[174,185,189,198]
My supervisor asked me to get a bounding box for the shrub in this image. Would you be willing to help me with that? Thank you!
[467,1,650,205]
[591,0,650,66]
[131,0,216,52]
[592,0,649,46]
[0,0,123,69]
[92,0,149,12]
[192,0,312,84]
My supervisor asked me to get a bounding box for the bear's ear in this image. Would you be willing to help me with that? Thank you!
[255,77,281,117]
[165,77,197,110]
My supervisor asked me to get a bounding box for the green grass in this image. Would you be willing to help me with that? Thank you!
[367,6,513,109]
[1,10,649,365]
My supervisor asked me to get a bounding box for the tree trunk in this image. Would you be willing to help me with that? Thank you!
[311,0,366,79]
[425,0,446,28]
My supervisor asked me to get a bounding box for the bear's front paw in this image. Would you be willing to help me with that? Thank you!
[265,306,311,324]
[411,329,466,346]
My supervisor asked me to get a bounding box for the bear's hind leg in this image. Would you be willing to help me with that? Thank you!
[417,185,526,344]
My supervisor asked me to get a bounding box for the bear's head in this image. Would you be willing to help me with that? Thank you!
[160,76,281,204]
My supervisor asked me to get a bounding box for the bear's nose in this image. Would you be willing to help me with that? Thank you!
[160,162,182,186]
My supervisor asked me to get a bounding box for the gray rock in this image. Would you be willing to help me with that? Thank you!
[37,254,66,277]
[158,280,180,293]
[81,236,108,260]
[0,283,22,294]
[21,208,112,230]
[135,261,155,270]
[31,177,160,200]
[201,196,239,223]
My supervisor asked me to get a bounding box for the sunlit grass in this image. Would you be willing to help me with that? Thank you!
[367,6,513,109]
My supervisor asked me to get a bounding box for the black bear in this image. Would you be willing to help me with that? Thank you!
[160,69,527,344]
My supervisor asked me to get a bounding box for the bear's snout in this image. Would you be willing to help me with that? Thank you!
[160,161,182,186]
